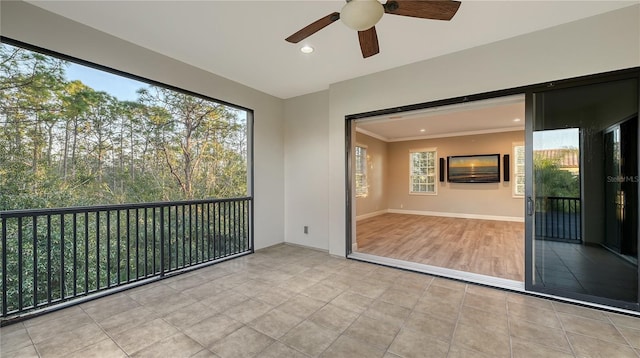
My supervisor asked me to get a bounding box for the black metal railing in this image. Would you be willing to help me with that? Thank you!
[535,196,581,242]
[0,197,252,319]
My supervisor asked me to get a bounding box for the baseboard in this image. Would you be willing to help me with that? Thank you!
[352,242,358,252]
[387,209,524,222]
[356,209,389,221]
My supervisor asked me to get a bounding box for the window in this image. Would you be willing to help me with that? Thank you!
[355,145,368,197]
[513,143,525,196]
[410,148,437,194]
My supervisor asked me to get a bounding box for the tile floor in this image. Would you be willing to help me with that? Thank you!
[1,243,640,358]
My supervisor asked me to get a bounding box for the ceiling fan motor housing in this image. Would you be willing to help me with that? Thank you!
[341,0,384,31]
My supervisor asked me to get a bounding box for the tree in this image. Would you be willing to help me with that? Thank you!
[534,151,580,198]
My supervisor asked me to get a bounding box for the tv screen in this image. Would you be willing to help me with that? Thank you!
[447,154,500,183]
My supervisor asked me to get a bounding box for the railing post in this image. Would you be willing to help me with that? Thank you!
[160,206,165,277]
[2,217,8,316]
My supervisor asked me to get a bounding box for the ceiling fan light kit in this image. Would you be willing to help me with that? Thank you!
[341,0,384,31]
[285,0,461,58]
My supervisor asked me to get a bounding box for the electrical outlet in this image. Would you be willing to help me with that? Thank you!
[304,226,309,234]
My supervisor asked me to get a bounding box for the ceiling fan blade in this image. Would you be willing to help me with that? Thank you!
[384,0,461,21]
[358,26,380,58]
[285,12,340,43]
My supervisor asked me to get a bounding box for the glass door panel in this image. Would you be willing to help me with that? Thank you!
[527,77,639,308]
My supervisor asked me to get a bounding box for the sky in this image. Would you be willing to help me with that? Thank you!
[65,63,148,102]
[533,128,579,150]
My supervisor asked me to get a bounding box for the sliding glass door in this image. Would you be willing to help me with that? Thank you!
[526,73,640,310]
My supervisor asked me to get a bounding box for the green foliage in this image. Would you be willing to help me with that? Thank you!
[534,151,580,198]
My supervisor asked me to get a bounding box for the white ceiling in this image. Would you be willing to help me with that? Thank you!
[356,94,524,141]
[26,1,638,99]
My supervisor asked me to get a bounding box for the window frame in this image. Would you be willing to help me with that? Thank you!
[513,142,525,197]
[354,144,368,198]
[409,147,438,195]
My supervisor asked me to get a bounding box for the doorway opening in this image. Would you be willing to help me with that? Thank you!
[348,95,526,289]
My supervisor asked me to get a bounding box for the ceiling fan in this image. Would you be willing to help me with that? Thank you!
[285,0,461,58]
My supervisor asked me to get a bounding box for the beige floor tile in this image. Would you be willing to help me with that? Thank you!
[388,328,449,358]
[378,287,421,309]
[162,302,218,330]
[452,322,510,357]
[466,284,508,299]
[506,293,555,311]
[98,306,158,335]
[1,326,33,354]
[281,320,340,357]
[181,280,227,300]
[81,293,141,322]
[618,325,640,348]
[256,341,308,358]
[131,332,204,358]
[463,292,507,315]
[27,308,94,343]
[553,302,607,321]
[308,303,359,332]
[1,344,39,358]
[363,300,410,328]
[507,300,562,329]
[278,276,318,293]
[200,291,250,312]
[277,294,325,319]
[248,308,303,339]
[22,306,84,328]
[319,335,384,358]
[508,319,572,352]
[65,338,127,358]
[34,323,110,358]
[403,311,456,342]
[183,314,243,348]
[210,326,274,358]
[510,337,574,358]
[458,305,509,333]
[300,282,344,302]
[231,280,272,298]
[567,332,637,358]
[608,312,640,330]
[447,345,493,358]
[558,312,628,345]
[348,281,387,299]
[254,286,295,306]
[430,277,467,291]
[111,318,178,355]
[344,315,400,350]
[190,349,221,358]
[224,299,273,324]
[413,295,461,322]
[330,291,373,314]
[423,284,465,303]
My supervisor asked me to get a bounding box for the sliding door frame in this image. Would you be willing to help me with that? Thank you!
[345,66,640,313]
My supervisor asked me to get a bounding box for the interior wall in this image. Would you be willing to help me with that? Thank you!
[327,6,640,256]
[387,131,525,219]
[1,1,286,250]
[284,91,330,250]
[354,132,389,218]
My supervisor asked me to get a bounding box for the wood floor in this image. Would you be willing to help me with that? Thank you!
[356,213,525,281]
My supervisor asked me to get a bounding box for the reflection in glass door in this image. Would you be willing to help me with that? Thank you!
[527,76,639,309]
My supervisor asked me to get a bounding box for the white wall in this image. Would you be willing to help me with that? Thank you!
[1,1,285,250]
[283,91,330,250]
[325,6,639,256]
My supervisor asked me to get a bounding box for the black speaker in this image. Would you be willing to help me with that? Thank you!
[439,158,445,182]
[503,154,510,182]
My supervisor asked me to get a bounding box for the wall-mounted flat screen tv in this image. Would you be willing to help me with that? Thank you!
[447,154,500,183]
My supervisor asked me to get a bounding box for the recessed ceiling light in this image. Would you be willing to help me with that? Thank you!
[513,118,522,122]
[300,45,314,54]
[420,129,426,133]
